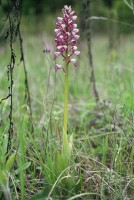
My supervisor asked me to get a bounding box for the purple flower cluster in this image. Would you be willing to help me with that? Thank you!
[54,5,80,71]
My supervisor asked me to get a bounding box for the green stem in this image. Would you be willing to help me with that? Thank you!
[63,62,69,154]
[63,62,69,136]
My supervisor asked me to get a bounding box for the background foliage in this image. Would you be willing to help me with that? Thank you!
[0,0,134,199]
[1,0,134,33]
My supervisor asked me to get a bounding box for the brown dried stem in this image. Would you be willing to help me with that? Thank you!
[83,0,99,103]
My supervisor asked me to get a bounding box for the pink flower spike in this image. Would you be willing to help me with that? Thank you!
[54,5,80,71]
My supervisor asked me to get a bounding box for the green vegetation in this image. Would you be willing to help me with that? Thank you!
[0,28,134,199]
[0,1,134,199]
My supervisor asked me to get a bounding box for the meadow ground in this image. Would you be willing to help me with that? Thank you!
[0,23,134,199]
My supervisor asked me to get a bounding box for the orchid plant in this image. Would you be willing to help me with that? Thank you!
[29,6,81,198]
[42,6,80,196]
[54,5,80,155]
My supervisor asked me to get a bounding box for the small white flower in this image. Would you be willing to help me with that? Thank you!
[64,5,72,12]
[72,46,77,51]
[68,6,72,13]
[73,24,77,28]
[59,35,63,39]
[67,32,71,36]
[72,15,77,20]
[63,45,67,49]
[57,17,63,21]
[74,35,80,40]
[73,29,79,33]
[70,11,75,16]
[54,52,61,60]
[55,29,60,33]
[57,45,63,50]
[70,59,77,67]
[74,51,80,56]
[61,24,66,28]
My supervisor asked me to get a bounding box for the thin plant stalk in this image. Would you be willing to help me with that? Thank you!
[63,62,69,136]
[3,185,12,200]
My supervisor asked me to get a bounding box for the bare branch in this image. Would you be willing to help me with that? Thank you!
[0,94,11,104]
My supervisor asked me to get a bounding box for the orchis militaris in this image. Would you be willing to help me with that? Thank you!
[54,5,80,149]
[42,5,80,190]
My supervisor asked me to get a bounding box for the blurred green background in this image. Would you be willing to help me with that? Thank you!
[0,0,134,34]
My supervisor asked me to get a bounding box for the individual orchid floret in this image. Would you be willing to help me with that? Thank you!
[70,59,77,67]
[54,5,80,71]
[55,64,65,73]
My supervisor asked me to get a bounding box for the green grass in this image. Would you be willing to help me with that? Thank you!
[0,24,134,200]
